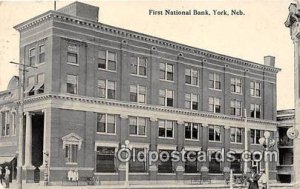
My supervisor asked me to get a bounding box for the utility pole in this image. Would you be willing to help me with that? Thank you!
[10,61,37,189]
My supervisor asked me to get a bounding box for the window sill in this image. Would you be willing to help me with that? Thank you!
[185,83,200,88]
[231,92,243,95]
[208,173,223,176]
[129,172,149,175]
[66,162,78,165]
[98,68,117,73]
[183,173,201,175]
[208,88,222,92]
[159,79,175,83]
[157,173,176,175]
[158,137,175,140]
[96,132,116,136]
[230,142,243,145]
[185,139,200,142]
[251,95,262,99]
[67,62,79,66]
[208,140,222,143]
[131,74,147,78]
[129,134,147,138]
[36,62,45,67]
[94,172,118,176]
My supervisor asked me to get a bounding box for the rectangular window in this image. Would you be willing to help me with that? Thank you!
[98,50,117,71]
[209,152,221,173]
[129,148,147,172]
[185,122,199,140]
[1,112,10,137]
[185,93,198,110]
[184,151,198,173]
[29,48,36,66]
[230,78,242,94]
[208,125,221,142]
[250,81,261,97]
[160,63,174,81]
[97,80,116,99]
[158,120,174,138]
[96,147,115,172]
[11,113,16,136]
[97,113,116,134]
[250,104,261,119]
[65,144,78,163]
[130,85,146,103]
[209,73,221,90]
[230,100,242,116]
[130,57,147,76]
[67,44,78,65]
[36,73,45,94]
[38,44,45,64]
[208,97,221,113]
[158,150,173,173]
[66,75,78,94]
[230,127,242,143]
[231,154,242,173]
[250,129,263,144]
[185,68,198,85]
[28,76,35,86]
[129,117,146,136]
[159,89,174,107]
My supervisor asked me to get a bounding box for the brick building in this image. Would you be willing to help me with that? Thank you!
[0,1,280,185]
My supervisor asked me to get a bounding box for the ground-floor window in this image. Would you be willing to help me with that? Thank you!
[158,150,173,173]
[209,152,221,173]
[96,147,116,173]
[129,148,147,173]
[184,151,198,173]
[65,144,78,163]
[230,154,242,173]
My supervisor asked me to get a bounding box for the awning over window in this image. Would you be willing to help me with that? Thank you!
[33,83,44,91]
[24,85,34,93]
[0,156,14,164]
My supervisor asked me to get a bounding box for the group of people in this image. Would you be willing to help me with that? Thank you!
[67,168,79,182]
[0,166,10,189]
[247,168,267,189]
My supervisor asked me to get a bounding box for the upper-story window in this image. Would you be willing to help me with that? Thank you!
[209,73,221,90]
[158,120,174,138]
[67,44,78,65]
[230,100,242,116]
[160,63,174,81]
[159,89,174,107]
[250,81,261,97]
[131,57,147,76]
[185,68,198,86]
[28,76,35,86]
[97,113,116,134]
[250,129,263,144]
[98,50,117,71]
[231,78,242,94]
[230,127,242,143]
[208,125,221,142]
[208,97,221,113]
[36,73,45,94]
[250,104,261,119]
[129,117,146,136]
[27,76,35,96]
[97,80,116,99]
[38,44,45,64]
[11,113,16,136]
[185,122,200,140]
[66,75,78,94]
[130,85,146,104]
[185,93,199,110]
[29,48,36,66]
[1,112,10,137]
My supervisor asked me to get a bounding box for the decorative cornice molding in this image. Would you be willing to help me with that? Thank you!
[14,11,281,74]
[21,93,279,126]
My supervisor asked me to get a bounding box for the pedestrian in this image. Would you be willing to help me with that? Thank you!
[259,170,267,189]
[0,167,2,184]
[4,166,10,189]
[247,168,260,189]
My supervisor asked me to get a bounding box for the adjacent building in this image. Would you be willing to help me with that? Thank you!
[0,1,281,185]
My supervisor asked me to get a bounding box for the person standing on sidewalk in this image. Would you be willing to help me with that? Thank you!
[0,167,3,184]
[4,167,10,188]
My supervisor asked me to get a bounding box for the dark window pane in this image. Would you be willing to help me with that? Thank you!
[98,59,106,69]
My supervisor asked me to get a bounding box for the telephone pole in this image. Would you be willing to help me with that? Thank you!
[10,61,37,189]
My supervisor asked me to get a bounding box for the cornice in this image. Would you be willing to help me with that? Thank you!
[21,93,278,126]
[14,11,281,74]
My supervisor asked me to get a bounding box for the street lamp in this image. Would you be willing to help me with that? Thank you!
[259,131,276,189]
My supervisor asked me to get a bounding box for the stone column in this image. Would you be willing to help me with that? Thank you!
[149,117,158,181]
[24,112,33,168]
[223,125,231,180]
[118,114,128,182]
[200,123,209,177]
[176,120,184,182]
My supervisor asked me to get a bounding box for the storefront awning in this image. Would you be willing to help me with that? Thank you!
[33,83,44,91]
[0,156,14,164]
[24,85,34,93]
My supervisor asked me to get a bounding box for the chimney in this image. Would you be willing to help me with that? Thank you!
[264,56,275,67]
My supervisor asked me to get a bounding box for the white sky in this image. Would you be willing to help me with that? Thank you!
[0,0,295,110]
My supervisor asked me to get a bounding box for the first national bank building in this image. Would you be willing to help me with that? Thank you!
[0,1,280,185]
